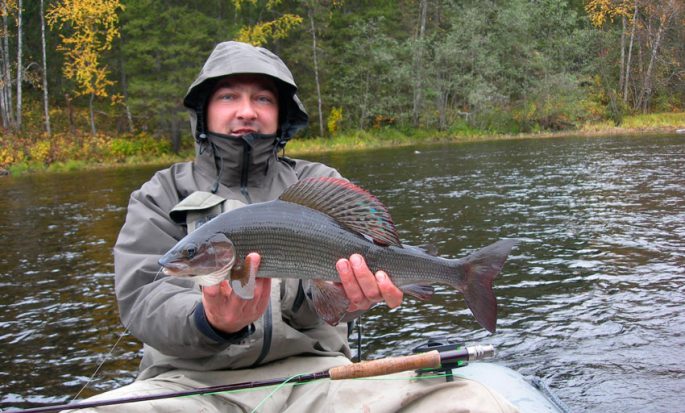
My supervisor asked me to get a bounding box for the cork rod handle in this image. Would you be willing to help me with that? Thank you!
[328,350,441,380]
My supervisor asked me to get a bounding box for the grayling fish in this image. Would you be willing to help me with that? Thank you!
[159,177,516,332]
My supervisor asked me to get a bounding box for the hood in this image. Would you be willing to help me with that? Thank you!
[184,41,308,146]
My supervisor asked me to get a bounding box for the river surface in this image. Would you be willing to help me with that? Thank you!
[1,134,684,412]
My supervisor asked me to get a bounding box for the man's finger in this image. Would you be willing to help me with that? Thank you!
[375,271,403,308]
[337,258,361,298]
[202,280,225,298]
[350,254,382,302]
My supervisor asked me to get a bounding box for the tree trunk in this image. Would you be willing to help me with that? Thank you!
[0,32,6,129]
[40,0,51,137]
[360,72,369,129]
[308,5,324,137]
[15,0,22,130]
[635,29,643,110]
[2,1,13,130]
[411,0,428,127]
[437,75,448,130]
[66,93,75,134]
[623,1,637,103]
[640,7,669,113]
[170,115,181,153]
[89,93,97,135]
[117,40,134,132]
[619,15,625,93]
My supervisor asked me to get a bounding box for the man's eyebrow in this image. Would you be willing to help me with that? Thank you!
[214,80,277,93]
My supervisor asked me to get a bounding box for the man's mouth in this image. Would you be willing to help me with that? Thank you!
[231,128,257,135]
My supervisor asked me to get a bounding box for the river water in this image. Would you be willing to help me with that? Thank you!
[1,134,683,412]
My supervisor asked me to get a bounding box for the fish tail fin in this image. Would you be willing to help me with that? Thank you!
[456,239,517,333]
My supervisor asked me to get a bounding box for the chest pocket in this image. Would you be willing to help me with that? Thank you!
[169,191,246,233]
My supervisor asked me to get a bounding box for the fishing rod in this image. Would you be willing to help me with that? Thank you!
[6,344,495,413]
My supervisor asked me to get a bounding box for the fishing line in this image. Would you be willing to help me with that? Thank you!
[249,373,303,413]
[6,363,467,412]
[71,328,130,401]
[243,372,462,413]
[71,268,165,401]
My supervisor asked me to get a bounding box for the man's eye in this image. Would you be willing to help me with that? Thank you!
[256,95,275,104]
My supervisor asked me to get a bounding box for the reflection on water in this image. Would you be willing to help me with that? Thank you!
[1,135,684,412]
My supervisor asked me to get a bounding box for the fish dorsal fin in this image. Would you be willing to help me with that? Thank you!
[279,177,401,247]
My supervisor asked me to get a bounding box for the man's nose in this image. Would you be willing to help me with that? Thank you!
[236,98,258,120]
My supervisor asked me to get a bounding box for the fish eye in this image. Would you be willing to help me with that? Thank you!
[183,244,197,259]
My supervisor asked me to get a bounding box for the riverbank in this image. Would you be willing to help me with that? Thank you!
[287,114,685,156]
[2,112,683,177]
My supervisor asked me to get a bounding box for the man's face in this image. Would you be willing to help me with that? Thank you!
[206,74,279,136]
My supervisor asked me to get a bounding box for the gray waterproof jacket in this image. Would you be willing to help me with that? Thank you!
[114,42,350,379]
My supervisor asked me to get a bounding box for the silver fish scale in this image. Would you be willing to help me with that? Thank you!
[216,200,464,288]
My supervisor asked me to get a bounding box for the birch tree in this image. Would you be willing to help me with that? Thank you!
[299,0,343,137]
[47,0,124,136]
[624,0,637,102]
[0,0,15,130]
[586,0,634,100]
[40,0,51,136]
[307,4,324,136]
[411,0,428,127]
[635,0,682,112]
[14,0,20,130]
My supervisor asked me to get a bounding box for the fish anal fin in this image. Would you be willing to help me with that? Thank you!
[279,177,402,247]
[400,284,435,301]
[306,279,350,326]
[229,255,257,300]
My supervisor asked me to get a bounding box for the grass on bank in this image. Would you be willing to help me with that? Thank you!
[2,112,683,177]
[289,112,685,155]
[581,112,685,133]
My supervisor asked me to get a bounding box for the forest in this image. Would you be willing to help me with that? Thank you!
[0,0,683,173]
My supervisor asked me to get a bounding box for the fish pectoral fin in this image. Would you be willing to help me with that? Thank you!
[306,280,350,326]
[400,283,435,301]
[229,255,258,300]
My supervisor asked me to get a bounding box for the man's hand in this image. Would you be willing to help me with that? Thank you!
[201,253,271,334]
[336,254,404,312]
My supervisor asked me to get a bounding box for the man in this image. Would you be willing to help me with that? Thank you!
[82,41,517,412]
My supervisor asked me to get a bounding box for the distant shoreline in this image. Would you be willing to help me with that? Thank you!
[288,125,685,156]
[2,118,684,177]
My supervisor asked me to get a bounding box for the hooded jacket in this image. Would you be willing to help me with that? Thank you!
[114,42,349,379]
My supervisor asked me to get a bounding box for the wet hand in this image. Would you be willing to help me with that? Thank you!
[336,254,403,312]
[201,253,271,334]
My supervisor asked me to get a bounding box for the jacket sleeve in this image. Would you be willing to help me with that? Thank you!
[113,168,238,358]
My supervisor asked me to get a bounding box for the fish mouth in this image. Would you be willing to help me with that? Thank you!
[160,259,235,287]
[159,253,236,281]
[160,262,190,277]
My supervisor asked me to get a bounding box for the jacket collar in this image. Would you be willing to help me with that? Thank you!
[194,132,278,203]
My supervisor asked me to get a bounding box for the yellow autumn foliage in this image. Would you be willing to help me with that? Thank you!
[236,14,303,47]
[327,107,343,136]
[46,0,124,99]
[585,0,634,27]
